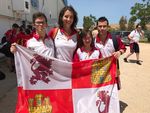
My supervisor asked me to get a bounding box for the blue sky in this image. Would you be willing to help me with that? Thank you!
[67,0,142,27]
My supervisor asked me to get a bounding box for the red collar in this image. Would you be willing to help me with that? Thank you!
[80,46,98,57]
[33,32,48,40]
[95,32,112,44]
[60,28,77,37]
[80,46,96,53]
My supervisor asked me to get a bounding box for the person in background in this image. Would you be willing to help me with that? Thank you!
[92,26,98,39]
[5,23,19,44]
[123,23,144,65]
[3,23,19,72]
[95,17,126,90]
[10,12,54,58]
[27,24,33,33]
[73,29,101,62]
[15,26,26,46]
[48,5,78,62]
[15,27,32,47]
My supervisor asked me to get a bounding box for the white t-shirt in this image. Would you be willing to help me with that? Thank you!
[54,29,77,62]
[95,38,115,58]
[129,30,143,43]
[27,37,54,57]
[75,48,101,61]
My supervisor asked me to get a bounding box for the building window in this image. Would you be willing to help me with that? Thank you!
[63,0,68,6]
[31,0,39,9]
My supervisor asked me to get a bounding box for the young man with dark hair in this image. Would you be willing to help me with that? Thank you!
[95,17,126,58]
[11,12,54,58]
[95,16,126,90]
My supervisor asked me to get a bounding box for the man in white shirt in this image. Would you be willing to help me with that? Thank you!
[95,17,126,90]
[11,12,54,58]
[95,17,126,58]
[124,24,144,65]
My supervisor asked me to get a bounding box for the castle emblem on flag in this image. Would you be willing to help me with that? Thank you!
[28,94,52,113]
[30,54,53,85]
[91,58,112,84]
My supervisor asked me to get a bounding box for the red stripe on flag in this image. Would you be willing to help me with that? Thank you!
[15,87,29,113]
[16,87,73,113]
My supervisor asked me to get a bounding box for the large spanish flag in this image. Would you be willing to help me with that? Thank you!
[14,45,120,113]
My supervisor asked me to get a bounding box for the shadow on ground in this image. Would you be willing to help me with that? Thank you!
[120,101,128,113]
[128,59,143,63]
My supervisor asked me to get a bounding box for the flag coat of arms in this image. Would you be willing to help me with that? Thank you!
[14,45,120,113]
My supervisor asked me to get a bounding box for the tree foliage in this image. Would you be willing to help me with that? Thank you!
[83,14,97,30]
[127,17,136,31]
[130,0,150,29]
[119,16,127,30]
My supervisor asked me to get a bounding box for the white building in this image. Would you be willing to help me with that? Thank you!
[0,0,67,39]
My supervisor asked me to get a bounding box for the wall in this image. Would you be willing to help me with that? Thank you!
[0,0,13,17]
[0,0,67,40]
[39,0,66,28]
[0,0,37,38]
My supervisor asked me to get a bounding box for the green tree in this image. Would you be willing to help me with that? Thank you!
[130,0,150,30]
[89,14,97,24]
[119,16,127,31]
[127,16,136,31]
[83,14,97,30]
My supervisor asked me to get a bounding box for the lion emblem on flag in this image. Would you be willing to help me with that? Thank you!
[96,90,110,113]
[30,54,53,85]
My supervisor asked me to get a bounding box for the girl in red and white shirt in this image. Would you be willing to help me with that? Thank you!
[49,6,78,62]
[73,30,102,62]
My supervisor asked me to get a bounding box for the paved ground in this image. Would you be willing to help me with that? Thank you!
[0,43,150,113]
[0,55,17,113]
[119,43,150,113]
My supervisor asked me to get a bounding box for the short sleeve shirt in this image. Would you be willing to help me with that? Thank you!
[129,30,142,43]
[26,33,54,57]
[49,28,78,62]
[95,32,126,58]
[73,47,101,62]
